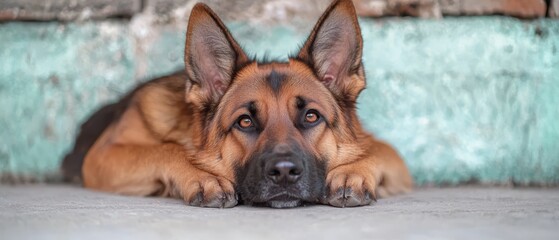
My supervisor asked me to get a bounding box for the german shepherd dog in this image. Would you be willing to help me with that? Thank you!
[62,0,412,208]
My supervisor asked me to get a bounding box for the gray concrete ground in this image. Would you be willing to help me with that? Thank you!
[1,185,558,240]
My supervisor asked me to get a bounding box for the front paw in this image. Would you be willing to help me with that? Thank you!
[182,175,238,208]
[323,171,377,207]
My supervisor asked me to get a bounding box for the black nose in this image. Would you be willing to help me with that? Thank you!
[266,160,303,185]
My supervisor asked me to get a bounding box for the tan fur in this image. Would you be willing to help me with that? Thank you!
[80,0,412,208]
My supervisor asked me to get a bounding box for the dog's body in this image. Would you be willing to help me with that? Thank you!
[62,0,412,208]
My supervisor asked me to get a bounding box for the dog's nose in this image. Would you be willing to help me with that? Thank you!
[266,160,302,185]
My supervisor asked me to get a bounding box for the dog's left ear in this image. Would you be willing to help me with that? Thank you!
[297,0,365,100]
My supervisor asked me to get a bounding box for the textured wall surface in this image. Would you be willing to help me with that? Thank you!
[0,17,558,185]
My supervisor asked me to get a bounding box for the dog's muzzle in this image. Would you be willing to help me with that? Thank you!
[236,143,325,208]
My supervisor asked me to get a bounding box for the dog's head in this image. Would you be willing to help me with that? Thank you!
[184,0,365,208]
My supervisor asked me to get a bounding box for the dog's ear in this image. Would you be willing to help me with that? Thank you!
[184,3,249,105]
[297,0,365,100]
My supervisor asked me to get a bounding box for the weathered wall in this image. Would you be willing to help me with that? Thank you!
[1,0,556,21]
[1,1,558,185]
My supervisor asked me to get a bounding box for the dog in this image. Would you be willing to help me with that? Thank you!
[62,0,412,208]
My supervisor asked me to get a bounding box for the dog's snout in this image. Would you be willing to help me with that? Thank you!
[266,160,302,185]
[241,145,324,207]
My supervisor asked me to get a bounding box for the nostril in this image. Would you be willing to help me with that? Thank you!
[268,169,281,176]
[289,168,301,176]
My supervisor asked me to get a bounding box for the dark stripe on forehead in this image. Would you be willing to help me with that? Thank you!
[267,70,285,93]
[296,96,306,109]
[248,101,257,116]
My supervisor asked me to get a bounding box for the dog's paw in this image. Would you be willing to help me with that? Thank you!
[323,170,377,208]
[182,175,238,208]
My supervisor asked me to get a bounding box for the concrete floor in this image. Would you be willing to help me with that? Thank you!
[1,185,558,240]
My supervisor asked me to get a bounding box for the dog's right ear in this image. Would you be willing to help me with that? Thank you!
[184,3,249,106]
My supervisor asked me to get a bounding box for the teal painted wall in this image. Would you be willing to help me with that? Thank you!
[0,17,558,184]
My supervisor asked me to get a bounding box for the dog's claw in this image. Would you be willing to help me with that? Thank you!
[326,187,374,207]
[189,191,237,208]
[189,191,204,206]
[201,193,237,208]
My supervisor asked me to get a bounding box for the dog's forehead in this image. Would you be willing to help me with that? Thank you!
[228,60,331,100]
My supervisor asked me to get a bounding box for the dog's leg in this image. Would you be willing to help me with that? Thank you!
[83,142,237,208]
[82,102,237,208]
[324,139,412,207]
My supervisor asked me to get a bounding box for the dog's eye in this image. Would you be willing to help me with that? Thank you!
[305,111,320,123]
[298,110,322,130]
[238,115,254,129]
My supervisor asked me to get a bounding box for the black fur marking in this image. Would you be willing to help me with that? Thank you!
[296,96,306,109]
[248,101,257,116]
[61,100,129,182]
[266,70,285,94]
[199,100,219,147]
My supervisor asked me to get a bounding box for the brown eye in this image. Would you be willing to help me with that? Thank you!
[305,111,319,123]
[238,116,253,128]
